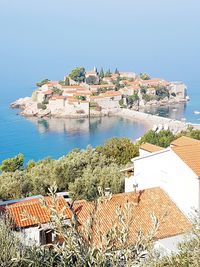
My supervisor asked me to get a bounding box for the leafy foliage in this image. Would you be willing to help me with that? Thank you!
[36,79,50,87]
[155,86,169,100]
[85,75,99,85]
[0,153,24,172]
[140,73,151,80]
[69,67,85,83]
[139,130,175,148]
[0,186,158,266]
[96,137,139,165]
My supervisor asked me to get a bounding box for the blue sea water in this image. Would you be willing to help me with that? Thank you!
[0,89,147,163]
[0,81,199,164]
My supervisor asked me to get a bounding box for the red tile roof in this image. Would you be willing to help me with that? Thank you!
[171,136,200,147]
[6,196,71,228]
[41,90,53,95]
[140,143,164,153]
[73,187,191,243]
[172,144,200,177]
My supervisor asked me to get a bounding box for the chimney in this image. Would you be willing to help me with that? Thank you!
[105,187,111,197]
[133,190,144,206]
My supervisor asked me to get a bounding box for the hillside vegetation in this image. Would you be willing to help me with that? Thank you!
[0,127,199,201]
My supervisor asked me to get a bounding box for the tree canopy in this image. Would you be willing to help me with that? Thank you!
[36,79,50,87]
[69,67,85,83]
[0,153,24,173]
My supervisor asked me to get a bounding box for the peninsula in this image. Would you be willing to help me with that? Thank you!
[11,67,188,119]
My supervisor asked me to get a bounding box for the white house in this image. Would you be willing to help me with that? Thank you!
[125,136,200,216]
[0,187,191,253]
[0,196,71,246]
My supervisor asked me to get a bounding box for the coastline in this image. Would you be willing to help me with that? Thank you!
[113,108,200,134]
[11,98,200,135]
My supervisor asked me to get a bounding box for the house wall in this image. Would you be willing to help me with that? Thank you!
[125,149,199,215]
[37,92,45,103]
[155,234,186,254]
[48,99,65,111]
[139,148,151,157]
[169,82,187,99]
[94,95,121,109]
[15,226,40,246]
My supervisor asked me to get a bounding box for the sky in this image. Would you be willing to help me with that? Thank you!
[0,0,200,101]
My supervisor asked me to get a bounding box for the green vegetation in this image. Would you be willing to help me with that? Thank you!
[115,68,120,74]
[37,103,47,110]
[105,69,112,77]
[171,92,176,97]
[36,79,50,87]
[52,87,63,95]
[85,75,98,85]
[0,138,138,201]
[126,94,139,106]
[59,77,70,86]
[76,95,87,101]
[142,94,156,102]
[0,186,160,266]
[0,153,24,172]
[139,127,200,148]
[155,86,169,100]
[139,130,175,147]
[140,73,151,80]
[69,67,85,83]
[96,137,139,165]
[1,128,200,201]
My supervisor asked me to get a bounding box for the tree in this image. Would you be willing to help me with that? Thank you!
[64,76,70,86]
[36,79,50,87]
[155,86,169,100]
[126,94,139,106]
[86,75,98,85]
[76,95,86,101]
[115,68,120,75]
[140,73,151,80]
[69,164,124,200]
[139,130,175,148]
[96,137,139,165]
[0,154,24,172]
[99,67,104,79]
[105,69,112,77]
[69,67,85,83]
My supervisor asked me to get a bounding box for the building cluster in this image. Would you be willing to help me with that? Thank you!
[1,136,199,254]
[33,68,187,116]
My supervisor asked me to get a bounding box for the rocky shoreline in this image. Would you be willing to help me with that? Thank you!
[10,97,111,119]
[11,97,199,134]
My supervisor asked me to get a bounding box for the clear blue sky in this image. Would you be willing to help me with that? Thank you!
[0,0,199,97]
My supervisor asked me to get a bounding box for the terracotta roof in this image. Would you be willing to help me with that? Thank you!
[172,144,200,177]
[102,91,122,97]
[140,143,164,153]
[74,188,191,244]
[41,90,53,95]
[5,196,71,228]
[51,95,66,100]
[61,86,85,89]
[89,84,115,89]
[171,136,200,147]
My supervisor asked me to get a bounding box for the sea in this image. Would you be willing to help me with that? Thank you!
[0,80,199,164]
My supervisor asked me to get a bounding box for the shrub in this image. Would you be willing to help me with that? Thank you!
[37,103,47,110]
[76,109,85,114]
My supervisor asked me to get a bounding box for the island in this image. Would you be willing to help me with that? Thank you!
[11,67,188,119]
